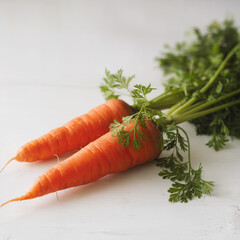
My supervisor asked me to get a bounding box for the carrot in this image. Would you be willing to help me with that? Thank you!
[1,120,161,206]
[0,99,132,172]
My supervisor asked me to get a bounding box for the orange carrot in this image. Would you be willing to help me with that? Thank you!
[1,120,161,206]
[1,99,132,170]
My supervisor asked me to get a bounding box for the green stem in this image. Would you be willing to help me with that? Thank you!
[179,100,206,114]
[168,42,240,116]
[200,43,240,94]
[150,89,184,102]
[148,91,185,109]
[175,99,240,123]
[149,85,202,110]
[183,89,240,116]
[178,126,192,171]
[166,98,188,115]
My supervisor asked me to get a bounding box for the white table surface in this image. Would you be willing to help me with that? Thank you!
[0,1,240,239]
[0,85,240,240]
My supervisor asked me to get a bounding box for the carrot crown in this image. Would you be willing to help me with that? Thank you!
[100,39,240,202]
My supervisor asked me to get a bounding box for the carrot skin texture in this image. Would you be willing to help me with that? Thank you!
[15,99,132,162]
[3,120,161,205]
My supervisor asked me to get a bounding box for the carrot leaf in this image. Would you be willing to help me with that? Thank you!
[156,125,214,202]
[100,69,134,100]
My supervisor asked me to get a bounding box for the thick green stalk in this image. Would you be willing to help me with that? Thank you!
[175,99,240,123]
[183,89,240,116]
[179,100,206,114]
[168,42,240,116]
[166,98,188,115]
[148,90,185,109]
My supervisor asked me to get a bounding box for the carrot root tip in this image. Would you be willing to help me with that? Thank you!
[0,157,15,174]
[0,197,22,207]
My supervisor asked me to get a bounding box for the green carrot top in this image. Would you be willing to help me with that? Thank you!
[100,19,240,203]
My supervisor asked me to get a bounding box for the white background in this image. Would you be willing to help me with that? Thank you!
[0,0,240,88]
[0,1,240,239]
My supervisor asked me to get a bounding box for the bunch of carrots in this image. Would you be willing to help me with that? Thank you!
[1,95,165,206]
[1,97,164,206]
[1,20,240,206]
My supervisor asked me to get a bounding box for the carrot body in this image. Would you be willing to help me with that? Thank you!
[15,99,132,162]
[2,120,161,205]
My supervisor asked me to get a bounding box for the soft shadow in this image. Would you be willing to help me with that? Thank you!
[34,161,155,209]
